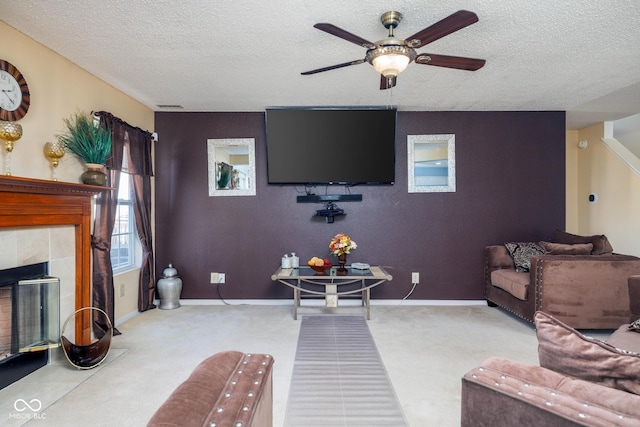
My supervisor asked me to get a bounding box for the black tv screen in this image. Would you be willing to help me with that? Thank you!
[265,108,396,185]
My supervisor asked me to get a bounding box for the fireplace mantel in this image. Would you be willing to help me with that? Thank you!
[0,175,107,343]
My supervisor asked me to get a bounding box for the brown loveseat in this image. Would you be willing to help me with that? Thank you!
[484,231,640,329]
[147,351,274,427]
[461,278,640,426]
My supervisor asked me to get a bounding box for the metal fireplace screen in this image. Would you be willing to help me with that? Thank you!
[16,277,61,352]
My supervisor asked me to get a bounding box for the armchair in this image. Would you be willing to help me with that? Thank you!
[484,244,640,329]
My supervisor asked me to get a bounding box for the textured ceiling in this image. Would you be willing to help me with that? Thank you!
[2,0,640,129]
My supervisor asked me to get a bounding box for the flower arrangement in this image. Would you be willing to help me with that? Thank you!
[329,233,357,256]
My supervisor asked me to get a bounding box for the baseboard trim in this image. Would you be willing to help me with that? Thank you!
[115,309,141,327]
[174,299,487,307]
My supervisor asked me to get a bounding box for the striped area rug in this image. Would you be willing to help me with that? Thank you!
[284,315,408,426]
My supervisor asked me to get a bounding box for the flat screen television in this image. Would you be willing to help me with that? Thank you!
[265,108,396,185]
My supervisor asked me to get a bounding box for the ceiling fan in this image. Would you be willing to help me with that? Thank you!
[302,10,486,90]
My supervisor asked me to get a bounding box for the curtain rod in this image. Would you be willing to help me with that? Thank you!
[92,110,156,141]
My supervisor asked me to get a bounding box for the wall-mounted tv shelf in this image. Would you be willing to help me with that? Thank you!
[296,194,362,203]
[314,202,344,224]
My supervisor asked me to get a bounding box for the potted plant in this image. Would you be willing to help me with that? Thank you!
[57,112,112,185]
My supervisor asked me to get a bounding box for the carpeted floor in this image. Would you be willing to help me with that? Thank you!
[0,304,614,426]
[285,316,408,426]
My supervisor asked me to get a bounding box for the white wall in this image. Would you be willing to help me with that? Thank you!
[614,113,640,158]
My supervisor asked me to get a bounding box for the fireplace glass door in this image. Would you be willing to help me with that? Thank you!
[16,277,61,352]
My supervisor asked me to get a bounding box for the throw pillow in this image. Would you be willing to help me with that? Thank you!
[535,311,640,395]
[504,242,544,272]
[539,241,593,255]
[550,229,613,255]
[629,319,640,333]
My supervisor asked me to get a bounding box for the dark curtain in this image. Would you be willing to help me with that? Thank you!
[127,129,156,312]
[92,111,155,335]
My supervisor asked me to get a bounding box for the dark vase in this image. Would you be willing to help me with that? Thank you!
[338,253,347,272]
[81,163,107,186]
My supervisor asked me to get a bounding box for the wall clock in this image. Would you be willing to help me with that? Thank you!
[0,59,30,121]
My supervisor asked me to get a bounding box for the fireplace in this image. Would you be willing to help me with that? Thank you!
[0,262,60,389]
[0,175,104,386]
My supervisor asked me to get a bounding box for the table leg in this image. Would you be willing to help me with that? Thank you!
[294,281,300,320]
[365,287,371,320]
[326,284,338,307]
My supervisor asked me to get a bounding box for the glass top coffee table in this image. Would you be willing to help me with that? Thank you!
[271,265,392,320]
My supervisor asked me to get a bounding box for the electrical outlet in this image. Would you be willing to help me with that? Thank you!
[412,272,420,284]
[210,272,218,284]
[120,283,125,297]
[219,273,225,284]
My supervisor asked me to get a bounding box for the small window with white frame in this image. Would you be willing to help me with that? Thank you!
[111,173,140,272]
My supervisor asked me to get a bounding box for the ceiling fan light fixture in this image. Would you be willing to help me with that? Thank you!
[372,53,409,77]
[366,45,416,77]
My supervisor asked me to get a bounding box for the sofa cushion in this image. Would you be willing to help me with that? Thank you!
[606,324,640,353]
[490,269,529,300]
[504,242,545,272]
[535,311,640,396]
[539,241,593,255]
[629,319,640,333]
[550,229,613,255]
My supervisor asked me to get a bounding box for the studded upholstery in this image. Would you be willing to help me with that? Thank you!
[462,357,640,426]
[463,280,640,427]
[147,351,274,427]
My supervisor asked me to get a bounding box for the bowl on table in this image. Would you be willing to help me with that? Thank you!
[309,264,332,274]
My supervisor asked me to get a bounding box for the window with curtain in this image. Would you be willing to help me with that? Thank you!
[110,173,139,271]
[93,110,155,322]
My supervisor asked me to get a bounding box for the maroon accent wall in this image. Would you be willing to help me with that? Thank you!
[154,111,565,301]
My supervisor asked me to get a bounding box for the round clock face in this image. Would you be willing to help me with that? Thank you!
[0,70,21,111]
[0,60,30,121]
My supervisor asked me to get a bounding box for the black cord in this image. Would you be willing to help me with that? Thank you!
[216,283,249,306]
[216,283,231,305]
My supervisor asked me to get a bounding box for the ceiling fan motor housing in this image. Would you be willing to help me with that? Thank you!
[380,11,402,29]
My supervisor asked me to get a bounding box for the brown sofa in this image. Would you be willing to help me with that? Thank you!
[462,278,640,426]
[461,354,640,426]
[484,242,640,329]
[147,351,274,427]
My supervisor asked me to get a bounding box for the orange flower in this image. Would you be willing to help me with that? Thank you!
[329,233,357,256]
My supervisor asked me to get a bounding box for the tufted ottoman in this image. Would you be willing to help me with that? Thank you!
[147,351,274,427]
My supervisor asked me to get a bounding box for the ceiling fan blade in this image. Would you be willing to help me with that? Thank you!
[301,59,366,75]
[405,10,479,48]
[314,23,377,49]
[380,75,397,90]
[415,53,485,71]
